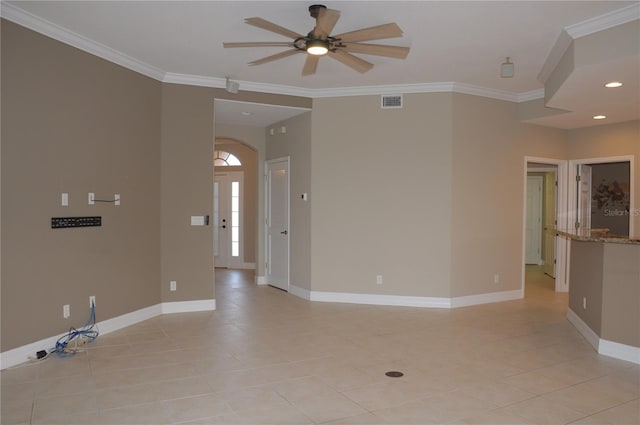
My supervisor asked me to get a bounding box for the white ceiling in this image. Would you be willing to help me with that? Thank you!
[3,1,639,128]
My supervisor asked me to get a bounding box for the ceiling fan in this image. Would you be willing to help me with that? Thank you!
[223,4,410,76]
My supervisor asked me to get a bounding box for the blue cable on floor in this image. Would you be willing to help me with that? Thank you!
[51,301,99,357]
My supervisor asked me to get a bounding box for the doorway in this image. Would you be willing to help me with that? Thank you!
[525,175,543,265]
[570,157,633,237]
[265,157,290,291]
[523,157,568,293]
[214,171,244,269]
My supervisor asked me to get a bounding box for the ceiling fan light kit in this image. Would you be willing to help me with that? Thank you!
[304,38,329,55]
[223,4,410,76]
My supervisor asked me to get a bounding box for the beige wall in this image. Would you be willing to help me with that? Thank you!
[569,241,604,334]
[568,240,640,348]
[160,83,216,303]
[602,243,640,347]
[567,120,640,235]
[311,94,453,297]
[451,93,567,297]
[1,21,311,353]
[1,20,161,350]
[267,112,312,290]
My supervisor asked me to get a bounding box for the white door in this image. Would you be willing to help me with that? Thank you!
[214,171,243,268]
[265,158,289,291]
[525,176,543,264]
[577,164,592,231]
[543,174,557,278]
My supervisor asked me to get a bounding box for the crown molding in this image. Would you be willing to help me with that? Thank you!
[0,1,166,81]
[164,73,541,102]
[565,2,640,39]
[3,2,542,104]
[537,4,639,85]
[517,89,546,103]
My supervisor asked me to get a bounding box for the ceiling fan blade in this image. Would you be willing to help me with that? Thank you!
[341,43,410,59]
[302,55,320,76]
[224,42,293,48]
[329,50,374,73]
[244,17,303,40]
[333,22,403,43]
[248,49,302,66]
[314,8,340,38]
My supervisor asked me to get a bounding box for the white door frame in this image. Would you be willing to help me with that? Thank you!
[568,155,635,237]
[522,157,568,293]
[264,157,290,291]
[525,175,544,265]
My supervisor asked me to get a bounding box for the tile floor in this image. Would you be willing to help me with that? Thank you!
[2,266,638,424]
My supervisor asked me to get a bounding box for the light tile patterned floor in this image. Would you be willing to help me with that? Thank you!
[2,266,638,424]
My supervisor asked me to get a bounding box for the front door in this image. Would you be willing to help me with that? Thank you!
[214,171,243,268]
[265,158,290,291]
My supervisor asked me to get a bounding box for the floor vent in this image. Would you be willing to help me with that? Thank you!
[381,95,403,109]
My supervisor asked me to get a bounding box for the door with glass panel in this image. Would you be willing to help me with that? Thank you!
[214,171,243,268]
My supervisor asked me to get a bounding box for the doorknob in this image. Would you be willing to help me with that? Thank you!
[280,230,288,235]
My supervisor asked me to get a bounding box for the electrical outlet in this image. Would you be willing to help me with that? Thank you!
[61,193,69,206]
[583,297,587,309]
[170,281,177,291]
[63,304,70,319]
[376,275,383,285]
[494,274,500,284]
[114,194,120,206]
[88,192,95,205]
[89,296,96,307]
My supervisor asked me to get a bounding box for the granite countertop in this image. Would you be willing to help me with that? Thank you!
[555,228,640,245]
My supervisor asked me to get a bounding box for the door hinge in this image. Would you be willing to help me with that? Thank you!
[576,175,581,182]
[575,221,580,229]
[555,180,558,187]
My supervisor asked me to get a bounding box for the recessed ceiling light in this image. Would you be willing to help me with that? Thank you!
[593,115,607,120]
[241,111,252,116]
[604,81,623,88]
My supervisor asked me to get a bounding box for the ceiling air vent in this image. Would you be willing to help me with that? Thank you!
[381,95,403,109]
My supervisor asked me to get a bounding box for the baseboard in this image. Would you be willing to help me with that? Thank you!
[450,289,523,308]
[289,284,311,300]
[567,309,640,364]
[567,308,600,351]
[255,275,267,285]
[599,339,640,365]
[160,299,216,314]
[1,299,215,370]
[307,290,451,308]
[289,288,522,309]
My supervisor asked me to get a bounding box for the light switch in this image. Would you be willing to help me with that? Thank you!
[191,216,206,226]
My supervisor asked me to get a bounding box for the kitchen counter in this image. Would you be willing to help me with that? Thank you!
[556,228,640,245]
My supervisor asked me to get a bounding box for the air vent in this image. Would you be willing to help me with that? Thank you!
[381,95,403,109]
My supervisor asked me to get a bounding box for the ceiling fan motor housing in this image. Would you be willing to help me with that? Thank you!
[308,4,327,18]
